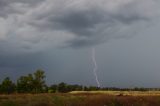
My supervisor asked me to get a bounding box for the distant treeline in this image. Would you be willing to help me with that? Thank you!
[0,69,159,94]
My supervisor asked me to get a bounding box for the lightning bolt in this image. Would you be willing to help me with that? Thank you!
[92,48,100,87]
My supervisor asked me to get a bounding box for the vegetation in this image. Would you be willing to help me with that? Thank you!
[0,77,15,94]
[1,69,160,94]
[0,93,160,106]
[1,69,160,105]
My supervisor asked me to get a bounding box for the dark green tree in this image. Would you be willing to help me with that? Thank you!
[84,86,89,91]
[48,84,58,93]
[58,82,68,93]
[88,86,100,91]
[66,84,83,91]
[32,69,46,93]
[17,70,46,93]
[0,77,15,94]
[17,74,34,93]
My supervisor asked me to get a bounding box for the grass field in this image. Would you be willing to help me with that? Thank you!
[1,91,160,106]
[70,90,160,96]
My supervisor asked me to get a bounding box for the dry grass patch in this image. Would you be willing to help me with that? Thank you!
[1,92,160,106]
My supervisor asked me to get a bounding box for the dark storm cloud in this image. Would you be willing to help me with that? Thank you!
[0,0,43,17]
[0,0,158,60]
[25,0,158,48]
[0,0,158,54]
[0,0,160,87]
[0,0,6,6]
[0,0,43,6]
[0,52,43,67]
[54,9,148,47]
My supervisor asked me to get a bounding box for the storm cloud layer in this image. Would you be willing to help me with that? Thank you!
[1,0,160,87]
[0,0,159,55]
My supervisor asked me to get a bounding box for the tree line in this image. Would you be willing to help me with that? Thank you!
[0,69,85,94]
[0,69,159,94]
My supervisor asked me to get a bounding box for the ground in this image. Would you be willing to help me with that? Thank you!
[0,91,160,106]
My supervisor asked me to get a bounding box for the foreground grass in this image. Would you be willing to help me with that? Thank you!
[0,92,160,106]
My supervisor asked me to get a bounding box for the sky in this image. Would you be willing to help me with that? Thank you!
[0,0,160,88]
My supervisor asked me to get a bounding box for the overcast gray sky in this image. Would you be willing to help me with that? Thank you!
[0,0,160,87]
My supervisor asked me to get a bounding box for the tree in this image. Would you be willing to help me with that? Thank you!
[66,84,83,91]
[88,86,99,91]
[58,82,67,93]
[17,70,46,93]
[33,69,46,93]
[0,77,15,94]
[17,74,34,93]
[84,86,89,91]
[48,84,58,93]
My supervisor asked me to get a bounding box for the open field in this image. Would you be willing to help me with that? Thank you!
[1,91,160,106]
[70,90,160,96]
